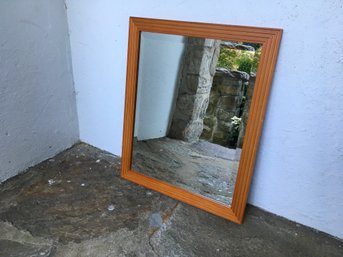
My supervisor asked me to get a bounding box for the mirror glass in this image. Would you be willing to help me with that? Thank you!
[132,32,261,206]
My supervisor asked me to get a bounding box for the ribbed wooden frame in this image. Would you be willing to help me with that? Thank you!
[121,17,282,224]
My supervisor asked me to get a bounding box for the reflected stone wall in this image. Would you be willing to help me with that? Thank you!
[201,68,255,148]
[236,74,255,148]
[168,37,221,142]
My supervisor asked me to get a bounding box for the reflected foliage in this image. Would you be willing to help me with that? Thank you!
[217,44,261,74]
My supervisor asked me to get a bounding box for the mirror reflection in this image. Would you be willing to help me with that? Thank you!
[132,32,261,205]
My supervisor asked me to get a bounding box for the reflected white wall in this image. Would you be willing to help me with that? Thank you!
[135,33,184,141]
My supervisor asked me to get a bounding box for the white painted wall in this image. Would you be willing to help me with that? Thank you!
[0,0,79,182]
[66,0,343,238]
[135,32,184,140]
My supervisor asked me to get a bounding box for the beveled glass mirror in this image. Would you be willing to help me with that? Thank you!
[121,17,282,223]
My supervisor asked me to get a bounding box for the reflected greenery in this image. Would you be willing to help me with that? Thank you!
[217,43,261,74]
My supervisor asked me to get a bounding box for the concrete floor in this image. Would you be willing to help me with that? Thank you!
[133,137,240,205]
[0,143,342,257]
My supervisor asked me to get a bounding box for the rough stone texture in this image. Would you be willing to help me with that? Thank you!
[0,240,52,257]
[0,143,342,256]
[237,74,256,148]
[168,37,221,142]
[150,205,343,257]
[0,222,53,257]
[201,67,254,148]
[132,137,240,205]
[0,143,177,256]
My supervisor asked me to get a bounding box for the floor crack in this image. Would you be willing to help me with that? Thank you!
[147,202,180,257]
[148,235,161,257]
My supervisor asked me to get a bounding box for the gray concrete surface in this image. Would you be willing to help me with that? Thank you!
[0,143,342,257]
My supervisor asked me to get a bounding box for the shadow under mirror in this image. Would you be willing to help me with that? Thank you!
[132,32,262,206]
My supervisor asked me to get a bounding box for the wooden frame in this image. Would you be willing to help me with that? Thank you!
[121,17,282,224]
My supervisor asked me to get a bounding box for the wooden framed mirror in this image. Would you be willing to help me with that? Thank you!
[121,17,282,224]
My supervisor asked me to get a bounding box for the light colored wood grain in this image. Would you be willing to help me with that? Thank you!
[121,17,282,224]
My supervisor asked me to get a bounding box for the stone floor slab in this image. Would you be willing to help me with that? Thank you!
[0,143,342,257]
